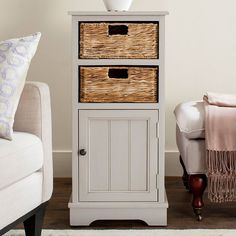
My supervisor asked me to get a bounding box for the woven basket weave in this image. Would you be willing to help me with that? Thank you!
[80,23,159,59]
[80,66,158,103]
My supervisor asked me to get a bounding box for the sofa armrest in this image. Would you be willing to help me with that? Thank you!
[14,81,53,202]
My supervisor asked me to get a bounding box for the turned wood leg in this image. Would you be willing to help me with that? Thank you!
[179,156,190,190]
[23,203,47,236]
[189,174,207,221]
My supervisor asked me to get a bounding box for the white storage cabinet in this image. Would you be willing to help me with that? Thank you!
[68,11,169,226]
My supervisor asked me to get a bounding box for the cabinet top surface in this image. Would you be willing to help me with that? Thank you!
[68,11,169,16]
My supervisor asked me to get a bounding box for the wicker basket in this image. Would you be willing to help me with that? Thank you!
[80,66,158,103]
[80,22,159,59]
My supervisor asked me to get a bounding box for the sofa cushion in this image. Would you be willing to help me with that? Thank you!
[174,101,205,139]
[0,132,43,190]
[0,33,41,140]
[0,172,43,229]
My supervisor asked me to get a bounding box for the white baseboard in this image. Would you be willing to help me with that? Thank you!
[53,151,72,177]
[165,151,182,177]
[53,150,182,177]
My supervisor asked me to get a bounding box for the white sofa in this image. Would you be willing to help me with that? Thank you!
[0,82,53,236]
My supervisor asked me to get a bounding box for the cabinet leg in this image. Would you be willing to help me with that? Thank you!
[179,156,190,190]
[189,174,207,221]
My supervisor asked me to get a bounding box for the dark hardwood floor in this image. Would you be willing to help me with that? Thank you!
[17,177,236,229]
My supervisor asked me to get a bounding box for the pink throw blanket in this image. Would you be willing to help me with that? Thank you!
[204,92,236,202]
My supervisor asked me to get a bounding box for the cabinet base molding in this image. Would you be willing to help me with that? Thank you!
[68,201,168,226]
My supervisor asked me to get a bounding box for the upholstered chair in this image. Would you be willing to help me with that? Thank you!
[174,101,207,221]
[0,82,53,236]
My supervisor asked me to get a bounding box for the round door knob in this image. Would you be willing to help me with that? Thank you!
[79,149,87,156]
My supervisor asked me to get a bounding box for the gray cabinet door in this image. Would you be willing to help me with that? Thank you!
[79,110,158,202]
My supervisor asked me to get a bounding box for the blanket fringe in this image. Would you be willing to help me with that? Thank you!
[207,150,236,203]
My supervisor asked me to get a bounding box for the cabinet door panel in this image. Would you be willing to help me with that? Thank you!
[130,120,148,191]
[79,110,158,202]
[89,120,109,191]
[110,120,129,191]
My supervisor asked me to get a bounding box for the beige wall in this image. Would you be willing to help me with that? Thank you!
[1,0,236,175]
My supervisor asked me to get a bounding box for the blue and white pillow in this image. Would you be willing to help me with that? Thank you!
[0,32,41,140]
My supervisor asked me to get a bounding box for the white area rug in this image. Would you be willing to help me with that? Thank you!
[4,230,236,236]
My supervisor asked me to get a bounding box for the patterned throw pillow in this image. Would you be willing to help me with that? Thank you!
[0,32,41,140]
